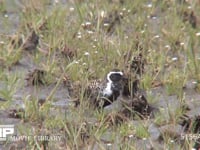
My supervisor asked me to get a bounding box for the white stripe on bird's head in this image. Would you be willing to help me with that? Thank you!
[102,71,123,97]
[106,71,123,82]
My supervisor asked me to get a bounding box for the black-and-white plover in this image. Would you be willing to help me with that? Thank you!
[86,68,153,118]
[87,70,124,108]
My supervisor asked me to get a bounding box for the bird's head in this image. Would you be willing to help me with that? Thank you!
[103,70,124,96]
[99,70,125,107]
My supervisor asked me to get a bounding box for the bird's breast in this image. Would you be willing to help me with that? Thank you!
[102,81,113,97]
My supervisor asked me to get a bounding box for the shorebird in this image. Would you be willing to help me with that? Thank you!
[86,67,153,118]
[86,70,125,108]
[87,55,153,118]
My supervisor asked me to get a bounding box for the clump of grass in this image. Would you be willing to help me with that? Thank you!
[0,40,22,68]
[186,33,200,89]
[164,69,186,96]
[0,1,6,13]
[135,123,150,139]
[0,73,21,109]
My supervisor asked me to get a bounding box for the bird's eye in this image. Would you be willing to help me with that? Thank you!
[109,73,123,82]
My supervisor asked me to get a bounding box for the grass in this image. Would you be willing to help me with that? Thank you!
[0,0,200,149]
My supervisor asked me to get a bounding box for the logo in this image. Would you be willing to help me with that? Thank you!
[0,125,14,141]
[0,125,62,143]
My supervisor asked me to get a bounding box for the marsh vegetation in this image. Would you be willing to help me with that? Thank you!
[0,0,200,149]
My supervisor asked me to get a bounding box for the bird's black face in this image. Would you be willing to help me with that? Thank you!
[108,71,124,92]
[99,71,124,107]
[109,73,123,82]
